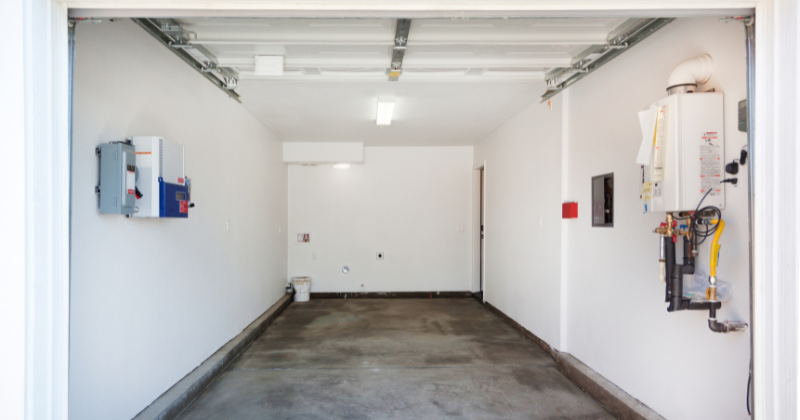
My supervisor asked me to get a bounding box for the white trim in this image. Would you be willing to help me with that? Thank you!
[752,5,766,419]
[24,1,794,419]
[752,1,800,419]
[23,1,70,419]
[558,90,570,353]
[64,2,757,18]
[0,1,27,419]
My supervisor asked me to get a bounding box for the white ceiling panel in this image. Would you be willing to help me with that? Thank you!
[237,80,545,146]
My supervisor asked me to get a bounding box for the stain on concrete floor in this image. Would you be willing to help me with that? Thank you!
[177,299,614,420]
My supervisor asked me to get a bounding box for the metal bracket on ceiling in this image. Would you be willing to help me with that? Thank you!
[169,41,194,50]
[131,18,241,102]
[389,19,412,81]
[604,42,628,50]
[719,16,753,25]
[540,18,675,103]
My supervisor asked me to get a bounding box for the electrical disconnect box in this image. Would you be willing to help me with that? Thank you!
[97,141,137,216]
[638,92,725,213]
[130,136,190,218]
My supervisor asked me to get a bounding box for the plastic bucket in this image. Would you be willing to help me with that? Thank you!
[291,277,311,302]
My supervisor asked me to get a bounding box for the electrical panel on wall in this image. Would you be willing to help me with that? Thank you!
[637,92,725,213]
[96,141,137,216]
[130,136,191,218]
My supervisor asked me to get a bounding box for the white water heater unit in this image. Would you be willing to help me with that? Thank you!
[638,92,725,213]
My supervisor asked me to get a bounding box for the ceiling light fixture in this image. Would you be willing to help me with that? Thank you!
[376,96,395,126]
[333,163,351,169]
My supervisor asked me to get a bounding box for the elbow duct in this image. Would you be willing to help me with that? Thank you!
[667,54,713,95]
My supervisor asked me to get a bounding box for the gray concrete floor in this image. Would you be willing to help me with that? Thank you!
[178,299,614,420]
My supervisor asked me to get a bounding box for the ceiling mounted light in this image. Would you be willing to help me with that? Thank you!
[333,163,351,169]
[376,96,396,126]
[254,55,283,76]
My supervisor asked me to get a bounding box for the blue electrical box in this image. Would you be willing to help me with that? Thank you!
[159,178,190,218]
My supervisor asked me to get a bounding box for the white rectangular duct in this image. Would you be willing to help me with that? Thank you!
[283,142,364,164]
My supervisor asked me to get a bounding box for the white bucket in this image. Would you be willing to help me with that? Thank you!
[291,277,311,302]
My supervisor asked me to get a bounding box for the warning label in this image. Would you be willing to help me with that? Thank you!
[699,132,722,196]
[127,170,135,195]
[641,181,652,201]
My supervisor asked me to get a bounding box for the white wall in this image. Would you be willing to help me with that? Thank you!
[563,18,751,420]
[472,17,751,420]
[473,95,564,348]
[288,147,473,293]
[70,20,287,420]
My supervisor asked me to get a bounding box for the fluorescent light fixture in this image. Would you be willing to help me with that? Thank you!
[254,56,283,76]
[376,96,396,126]
[333,163,351,169]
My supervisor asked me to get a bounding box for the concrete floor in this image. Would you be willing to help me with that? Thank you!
[178,299,614,420]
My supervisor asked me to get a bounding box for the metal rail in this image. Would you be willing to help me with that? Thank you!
[389,19,411,81]
[540,18,674,102]
[131,18,241,102]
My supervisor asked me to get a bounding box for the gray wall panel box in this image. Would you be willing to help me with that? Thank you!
[97,141,136,215]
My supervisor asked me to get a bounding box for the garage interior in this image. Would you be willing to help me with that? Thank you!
[70,13,753,420]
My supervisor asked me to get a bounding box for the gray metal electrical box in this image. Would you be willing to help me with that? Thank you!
[97,141,136,215]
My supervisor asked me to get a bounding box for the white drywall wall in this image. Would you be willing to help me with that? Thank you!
[288,147,473,292]
[472,17,751,420]
[70,19,287,420]
[473,95,564,347]
[283,142,364,163]
[563,18,750,420]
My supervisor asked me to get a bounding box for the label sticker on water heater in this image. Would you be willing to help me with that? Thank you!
[699,132,722,196]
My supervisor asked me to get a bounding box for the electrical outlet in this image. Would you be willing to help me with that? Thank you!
[457,225,465,232]
[376,252,384,260]
[312,253,316,260]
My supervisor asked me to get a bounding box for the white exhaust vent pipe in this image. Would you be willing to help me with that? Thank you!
[667,54,713,95]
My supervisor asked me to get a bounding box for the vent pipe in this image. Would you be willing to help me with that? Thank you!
[667,54,713,95]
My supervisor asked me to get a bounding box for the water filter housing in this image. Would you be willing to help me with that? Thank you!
[641,92,725,212]
[130,136,188,218]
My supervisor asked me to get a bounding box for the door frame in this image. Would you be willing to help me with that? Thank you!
[472,163,486,297]
[18,2,788,420]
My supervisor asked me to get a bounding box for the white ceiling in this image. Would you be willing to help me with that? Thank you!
[238,80,544,146]
[172,17,630,145]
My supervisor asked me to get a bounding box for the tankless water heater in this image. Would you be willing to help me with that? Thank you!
[639,92,725,213]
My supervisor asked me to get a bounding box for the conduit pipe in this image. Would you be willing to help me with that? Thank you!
[667,54,714,95]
